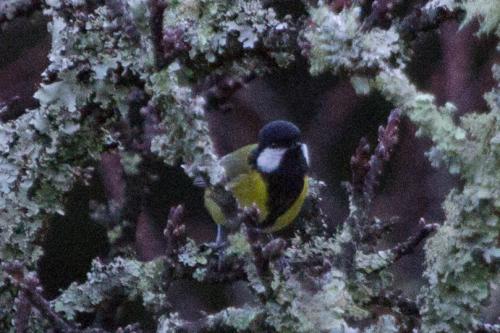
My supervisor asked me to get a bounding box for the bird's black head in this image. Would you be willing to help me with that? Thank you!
[253,120,309,175]
[258,120,301,149]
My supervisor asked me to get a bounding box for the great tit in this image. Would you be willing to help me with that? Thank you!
[204,120,310,237]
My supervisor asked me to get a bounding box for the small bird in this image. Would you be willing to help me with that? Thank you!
[204,120,310,241]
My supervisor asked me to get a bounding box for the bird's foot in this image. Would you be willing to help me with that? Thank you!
[203,240,227,251]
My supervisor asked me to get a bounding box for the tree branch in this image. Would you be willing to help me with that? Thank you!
[203,74,256,112]
[0,96,21,122]
[364,108,401,199]
[162,27,191,65]
[362,0,400,30]
[162,204,187,292]
[475,323,500,333]
[346,108,401,245]
[369,290,419,317]
[149,0,167,69]
[392,218,439,261]
[399,5,464,41]
[2,261,78,333]
[169,307,265,333]
[0,0,42,28]
[14,290,31,333]
[246,224,286,300]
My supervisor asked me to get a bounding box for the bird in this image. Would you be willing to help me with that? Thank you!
[204,120,310,243]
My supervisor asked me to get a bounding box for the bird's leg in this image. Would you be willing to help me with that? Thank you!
[205,224,226,249]
[215,224,226,270]
[203,225,227,270]
[216,224,224,246]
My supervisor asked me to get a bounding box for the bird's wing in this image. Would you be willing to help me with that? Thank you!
[205,143,261,225]
[219,143,269,220]
[219,143,258,181]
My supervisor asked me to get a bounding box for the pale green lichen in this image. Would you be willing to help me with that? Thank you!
[148,65,224,183]
[417,70,500,332]
[365,315,399,333]
[226,232,252,257]
[0,0,35,21]
[52,257,166,321]
[267,271,356,332]
[163,0,296,74]
[157,307,264,332]
[120,151,143,175]
[356,250,396,274]
[422,0,500,35]
[461,0,500,35]
[177,239,211,267]
[305,5,402,77]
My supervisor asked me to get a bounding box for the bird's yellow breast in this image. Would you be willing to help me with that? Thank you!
[227,170,270,222]
[204,170,308,232]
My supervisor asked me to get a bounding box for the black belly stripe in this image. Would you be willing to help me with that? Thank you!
[259,174,304,229]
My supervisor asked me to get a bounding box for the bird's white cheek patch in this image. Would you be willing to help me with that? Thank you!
[257,148,286,173]
[301,144,310,166]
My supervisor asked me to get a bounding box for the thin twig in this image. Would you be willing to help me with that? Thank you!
[164,205,186,258]
[244,206,286,300]
[0,96,21,122]
[392,218,439,261]
[149,0,167,69]
[105,0,140,42]
[346,108,401,246]
[474,323,500,333]
[362,0,401,30]
[364,108,401,199]
[3,261,78,333]
[173,307,265,333]
[350,136,371,197]
[399,5,464,41]
[14,291,31,333]
[0,0,42,27]
[163,205,187,291]
[203,74,256,112]
[162,27,191,65]
[369,290,419,316]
